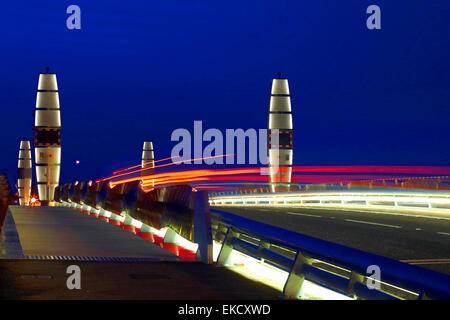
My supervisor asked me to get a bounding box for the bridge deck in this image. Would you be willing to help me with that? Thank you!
[0,259,280,299]
[2,206,177,260]
[0,206,280,299]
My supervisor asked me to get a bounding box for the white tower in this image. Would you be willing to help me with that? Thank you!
[33,68,61,206]
[268,75,293,192]
[141,142,155,188]
[17,141,32,206]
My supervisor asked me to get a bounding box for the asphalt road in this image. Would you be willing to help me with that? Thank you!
[213,206,450,275]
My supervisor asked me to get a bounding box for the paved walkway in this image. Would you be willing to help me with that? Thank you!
[0,206,280,299]
[0,259,280,299]
[0,211,24,259]
[2,206,178,260]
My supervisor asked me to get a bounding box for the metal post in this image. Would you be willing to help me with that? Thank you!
[257,240,271,262]
[216,227,240,267]
[347,271,365,298]
[193,190,213,264]
[282,251,312,299]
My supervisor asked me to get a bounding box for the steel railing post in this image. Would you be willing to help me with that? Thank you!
[193,190,213,264]
[216,227,240,267]
[282,251,313,299]
[257,240,271,262]
[347,271,365,298]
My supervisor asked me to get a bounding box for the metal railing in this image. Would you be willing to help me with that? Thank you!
[53,180,450,299]
[210,208,450,300]
[209,190,450,213]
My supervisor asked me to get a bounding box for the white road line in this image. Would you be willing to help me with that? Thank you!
[437,232,450,236]
[296,206,450,221]
[344,219,401,229]
[287,212,322,218]
[401,258,450,265]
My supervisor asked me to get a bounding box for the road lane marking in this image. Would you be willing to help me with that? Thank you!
[401,258,450,265]
[344,219,401,229]
[295,206,450,221]
[287,212,322,218]
[437,232,450,236]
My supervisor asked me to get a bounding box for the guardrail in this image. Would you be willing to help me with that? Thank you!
[53,181,450,299]
[210,208,450,300]
[55,182,213,263]
[209,190,450,214]
[0,174,13,233]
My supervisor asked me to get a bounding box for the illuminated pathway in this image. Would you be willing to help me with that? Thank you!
[0,206,279,299]
[2,206,178,260]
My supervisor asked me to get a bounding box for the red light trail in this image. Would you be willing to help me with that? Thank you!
[112,155,178,175]
[95,156,450,191]
[97,154,236,183]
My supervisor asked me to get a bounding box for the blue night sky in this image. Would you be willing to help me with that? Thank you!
[0,1,449,186]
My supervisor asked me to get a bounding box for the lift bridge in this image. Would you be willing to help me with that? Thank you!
[1,178,450,300]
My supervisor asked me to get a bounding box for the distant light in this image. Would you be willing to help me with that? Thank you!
[31,197,36,203]
[75,160,80,164]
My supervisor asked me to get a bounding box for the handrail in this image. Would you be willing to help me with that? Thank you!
[53,179,450,299]
[209,190,450,214]
[210,208,450,300]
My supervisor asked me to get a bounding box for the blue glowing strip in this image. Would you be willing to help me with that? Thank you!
[211,208,450,299]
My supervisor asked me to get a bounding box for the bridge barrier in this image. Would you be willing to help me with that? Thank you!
[0,174,13,233]
[209,190,450,215]
[210,208,450,300]
[54,182,450,299]
[55,183,211,262]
